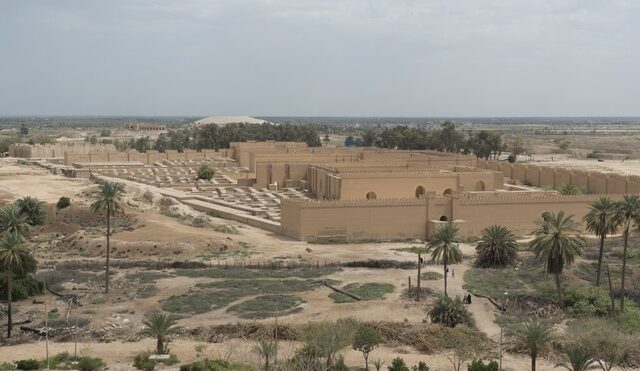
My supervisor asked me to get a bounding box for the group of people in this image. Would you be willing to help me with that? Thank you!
[463,292,472,304]
[445,267,455,279]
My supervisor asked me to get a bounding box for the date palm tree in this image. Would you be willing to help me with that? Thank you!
[13,196,46,226]
[474,225,518,268]
[0,232,30,338]
[428,224,463,297]
[613,195,640,312]
[90,181,125,294]
[0,205,30,240]
[516,319,554,371]
[583,197,618,287]
[556,345,594,371]
[529,211,585,309]
[140,312,181,354]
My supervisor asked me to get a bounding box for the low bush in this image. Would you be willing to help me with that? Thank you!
[564,285,611,317]
[196,164,215,180]
[467,359,498,371]
[133,352,179,371]
[428,296,472,328]
[57,196,71,209]
[77,356,105,371]
[179,359,253,371]
[16,359,40,370]
[388,357,410,371]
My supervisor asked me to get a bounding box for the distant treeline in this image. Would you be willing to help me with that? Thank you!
[113,123,322,153]
[113,121,522,161]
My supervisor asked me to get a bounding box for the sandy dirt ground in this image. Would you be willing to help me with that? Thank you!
[529,155,640,176]
[0,339,557,371]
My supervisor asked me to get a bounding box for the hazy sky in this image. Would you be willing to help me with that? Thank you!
[1,0,639,117]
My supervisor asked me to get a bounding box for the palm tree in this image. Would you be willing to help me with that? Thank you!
[516,319,554,371]
[13,196,46,226]
[140,312,181,354]
[556,345,594,371]
[90,181,125,294]
[474,225,518,268]
[0,232,30,338]
[583,197,618,287]
[613,195,640,312]
[428,224,463,297]
[0,205,30,240]
[529,211,585,309]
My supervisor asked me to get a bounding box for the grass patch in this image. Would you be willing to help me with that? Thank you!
[329,283,394,303]
[422,271,443,280]
[392,246,430,254]
[463,269,527,299]
[175,267,340,279]
[195,279,322,295]
[162,290,247,314]
[136,285,159,299]
[227,295,305,319]
[124,271,173,283]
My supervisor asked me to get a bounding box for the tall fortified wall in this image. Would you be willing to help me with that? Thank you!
[476,159,640,195]
[63,149,231,165]
[9,143,116,158]
[281,193,621,241]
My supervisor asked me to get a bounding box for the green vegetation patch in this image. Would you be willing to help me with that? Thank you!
[124,271,173,283]
[329,282,394,303]
[196,279,321,295]
[227,295,305,319]
[463,269,527,299]
[175,267,340,279]
[422,271,444,280]
[162,290,247,314]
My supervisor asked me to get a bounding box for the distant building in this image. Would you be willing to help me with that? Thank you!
[190,116,272,128]
[125,123,166,131]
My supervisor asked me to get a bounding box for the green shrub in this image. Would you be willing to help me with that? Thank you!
[429,296,472,328]
[16,359,41,370]
[133,353,156,371]
[77,357,105,371]
[467,359,498,371]
[57,196,71,209]
[623,305,640,333]
[388,357,410,371]
[179,359,253,371]
[196,164,215,180]
[413,361,430,371]
[564,286,610,317]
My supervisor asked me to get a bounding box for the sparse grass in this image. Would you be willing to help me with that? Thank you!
[422,271,443,280]
[124,271,173,283]
[196,279,322,295]
[463,269,527,299]
[162,290,247,314]
[136,285,158,298]
[329,282,394,303]
[227,295,305,319]
[175,267,340,279]
[392,246,430,254]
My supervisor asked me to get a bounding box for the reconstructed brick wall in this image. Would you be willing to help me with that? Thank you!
[10,143,116,158]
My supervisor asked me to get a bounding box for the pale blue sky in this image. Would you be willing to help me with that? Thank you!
[1,0,639,117]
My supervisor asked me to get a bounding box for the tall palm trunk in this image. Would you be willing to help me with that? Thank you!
[156,337,164,354]
[443,255,448,297]
[105,205,111,294]
[7,268,12,338]
[621,226,629,312]
[596,231,606,286]
[531,352,537,371]
[554,272,564,310]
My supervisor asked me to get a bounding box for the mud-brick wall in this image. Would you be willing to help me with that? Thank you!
[525,165,541,187]
[571,170,590,190]
[281,199,428,241]
[539,167,555,188]
[107,153,128,162]
[588,173,607,194]
[607,174,627,194]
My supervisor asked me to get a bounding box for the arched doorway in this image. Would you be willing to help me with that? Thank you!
[366,191,377,200]
[415,186,426,198]
[443,188,454,196]
[475,180,486,191]
[439,215,448,221]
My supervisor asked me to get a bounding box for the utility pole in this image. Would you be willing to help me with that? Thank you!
[44,282,50,370]
[499,292,508,371]
[416,253,422,301]
[74,301,79,359]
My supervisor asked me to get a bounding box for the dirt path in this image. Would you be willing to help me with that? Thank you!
[444,243,503,340]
